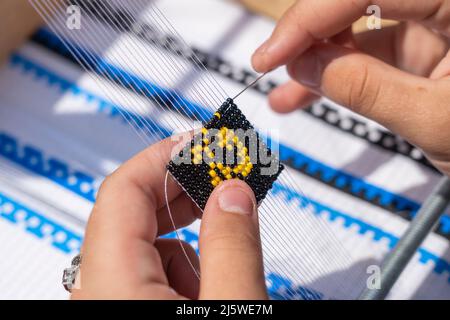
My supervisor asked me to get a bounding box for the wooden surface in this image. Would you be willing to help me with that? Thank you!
[0,0,43,64]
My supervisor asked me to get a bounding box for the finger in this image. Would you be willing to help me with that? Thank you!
[430,49,450,79]
[155,239,200,300]
[331,27,357,49]
[269,80,319,112]
[198,180,267,300]
[267,27,352,114]
[156,191,202,236]
[252,0,449,72]
[354,22,450,77]
[288,42,446,148]
[78,134,200,297]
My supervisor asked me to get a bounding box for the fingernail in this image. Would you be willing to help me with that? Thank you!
[218,187,255,215]
[295,50,322,88]
[253,38,280,72]
[254,39,269,56]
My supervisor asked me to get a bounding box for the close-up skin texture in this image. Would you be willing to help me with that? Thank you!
[252,0,450,176]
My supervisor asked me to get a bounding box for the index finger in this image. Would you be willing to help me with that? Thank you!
[251,0,448,72]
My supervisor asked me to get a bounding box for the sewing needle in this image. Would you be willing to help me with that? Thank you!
[232,72,268,100]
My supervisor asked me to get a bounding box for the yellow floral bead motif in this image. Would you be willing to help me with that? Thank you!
[190,126,254,187]
[211,179,219,187]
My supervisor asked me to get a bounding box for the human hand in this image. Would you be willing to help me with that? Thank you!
[71,135,267,299]
[252,0,450,175]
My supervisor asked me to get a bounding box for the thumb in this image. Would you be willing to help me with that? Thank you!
[198,179,267,300]
[288,43,439,146]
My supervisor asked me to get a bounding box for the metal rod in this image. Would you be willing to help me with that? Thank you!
[359,176,450,300]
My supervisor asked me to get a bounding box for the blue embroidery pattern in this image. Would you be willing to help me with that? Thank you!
[0,192,82,254]
[10,47,450,237]
[3,39,450,290]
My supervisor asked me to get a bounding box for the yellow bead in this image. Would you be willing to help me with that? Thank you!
[214,176,221,182]
[214,112,221,119]
[209,170,217,178]
[222,169,228,176]
[203,138,209,145]
[233,168,240,174]
[195,145,202,152]
[241,171,248,177]
[225,174,232,180]
[204,146,210,153]
[226,144,233,151]
[211,179,219,187]
[245,156,251,162]
[195,153,202,161]
[209,162,216,169]
[208,152,215,158]
[218,141,225,148]
[233,136,239,144]
[191,148,196,154]
[246,163,253,170]
[242,147,248,154]
[238,164,244,171]
[193,158,201,165]
[217,163,223,170]
[201,127,208,135]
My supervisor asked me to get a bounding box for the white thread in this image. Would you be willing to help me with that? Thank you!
[164,170,201,280]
